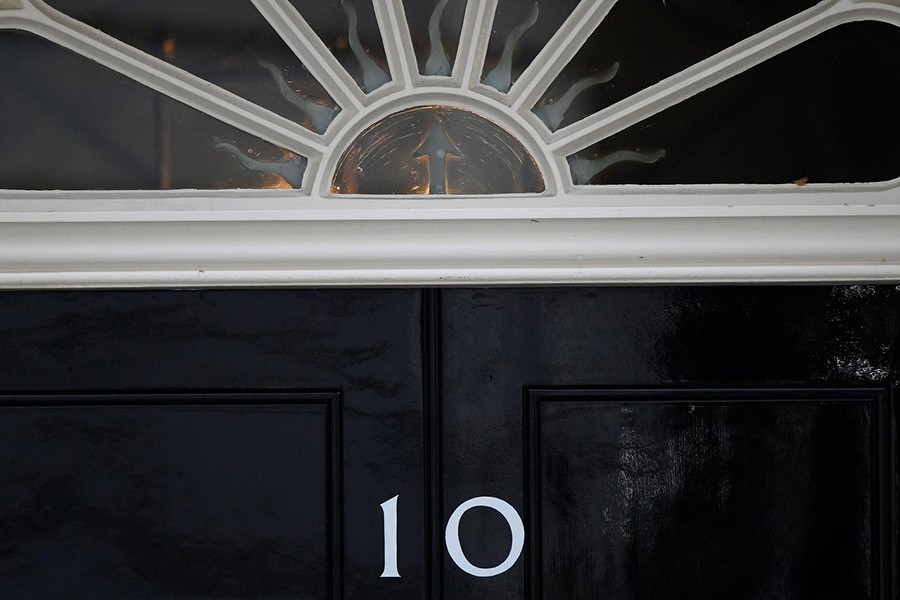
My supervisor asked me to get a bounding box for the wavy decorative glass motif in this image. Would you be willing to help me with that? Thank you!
[0,0,898,193]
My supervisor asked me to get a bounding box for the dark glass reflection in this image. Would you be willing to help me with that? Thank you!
[332,106,544,195]
[569,22,900,185]
[481,0,582,93]
[46,0,339,133]
[0,32,305,190]
[403,0,467,77]
[287,0,391,93]
[536,0,820,131]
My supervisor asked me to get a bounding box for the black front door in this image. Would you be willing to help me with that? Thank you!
[0,287,896,599]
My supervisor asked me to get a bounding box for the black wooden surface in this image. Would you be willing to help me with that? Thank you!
[0,287,897,599]
[0,290,426,599]
[526,388,880,599]
[439,287,897,599]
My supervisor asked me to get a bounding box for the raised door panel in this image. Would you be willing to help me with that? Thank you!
[439,287,897,599]
[526,388,882,599]
[0,290,425,599]
[0,394,339,599]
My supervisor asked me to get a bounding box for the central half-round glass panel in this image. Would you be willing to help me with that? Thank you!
[332,106,544,195]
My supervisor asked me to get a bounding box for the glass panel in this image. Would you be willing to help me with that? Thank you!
[568,22,900,185]
[403,0,467,77]
[287,0,391,93]
[536,0,820,131]
[332,106,544,195]
[0,32,306,190]
[45,0,338,134]
[481,0,582,93]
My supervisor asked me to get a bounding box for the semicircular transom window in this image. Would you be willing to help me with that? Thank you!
[332,106,544,195]
[1,0,899,196]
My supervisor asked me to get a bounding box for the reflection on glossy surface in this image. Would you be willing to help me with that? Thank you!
[441,287,895,598]
[0,289,427,599]
[332,106,544,195]
[0,32,302,190]
[533,394,873,598]
[569,22,900,185]
[0,287,895,597]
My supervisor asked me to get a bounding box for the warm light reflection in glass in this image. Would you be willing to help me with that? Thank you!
[332,106,544,195]
[262,175,294,189]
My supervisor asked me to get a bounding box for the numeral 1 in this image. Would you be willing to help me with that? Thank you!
[379,495,400,578]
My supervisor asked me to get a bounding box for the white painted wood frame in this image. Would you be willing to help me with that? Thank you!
[1,0,899,288]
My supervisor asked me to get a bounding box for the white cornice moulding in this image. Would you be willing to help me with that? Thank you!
[2,0,899,287]
[2,210,899,288]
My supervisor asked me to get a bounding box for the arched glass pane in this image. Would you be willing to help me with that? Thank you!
[537,0,820,132]
[0,32,306,190]
[287,0,391,93]
[45,0,339,134]
[402,0,467,77]
[568,22,900,185]
[481,0,582,93]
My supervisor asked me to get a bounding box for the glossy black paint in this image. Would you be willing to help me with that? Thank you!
[439,287,898,599]
[0,287,897,599]
[526,388,881,599]
[0,394,339,599]
[0,290,425,599]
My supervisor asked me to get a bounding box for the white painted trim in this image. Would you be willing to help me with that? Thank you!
[1,211,899,288]
[1,0,899,287]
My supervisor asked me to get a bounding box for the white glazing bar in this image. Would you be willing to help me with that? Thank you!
[252,0,366,110]
[373,0,417,88]
[508,0,618,110]
[453,0,498,88]
[0,0,325,158]
[549,0,900,156]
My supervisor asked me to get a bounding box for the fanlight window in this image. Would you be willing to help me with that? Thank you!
[0,0,899,196]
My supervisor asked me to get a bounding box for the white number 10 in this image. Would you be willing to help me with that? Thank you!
[379,494,525,579]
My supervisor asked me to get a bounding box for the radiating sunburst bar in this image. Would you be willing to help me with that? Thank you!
[373,0,418,88]
[453,0,498,88]
[252,0,366,111]
[0,0,326,159]
[550,0,900,156]
[508,0,618,110]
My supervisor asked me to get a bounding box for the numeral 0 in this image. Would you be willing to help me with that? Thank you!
[379,494,525,579]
